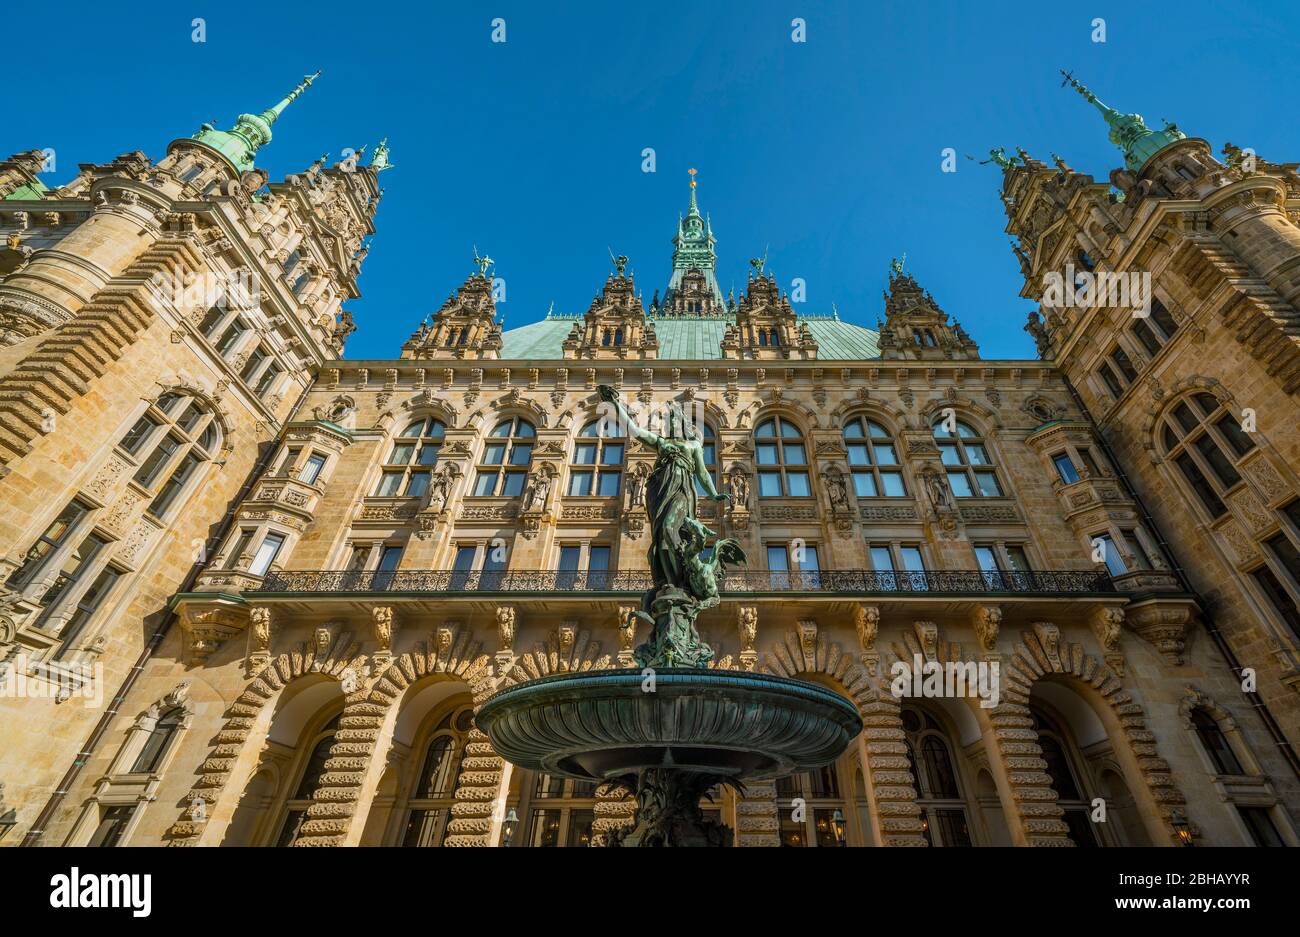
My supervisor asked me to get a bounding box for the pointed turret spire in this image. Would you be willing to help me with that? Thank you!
[1059,69,1186,172]
[192,71,322,173]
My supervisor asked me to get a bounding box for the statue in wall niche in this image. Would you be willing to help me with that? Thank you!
[521,469,550,513]
[427,465,455,514]
[626,462,648,509]
[923,468,951,510]
[826,467,849,510]
[727,467,749,510]
[597,385,744,668]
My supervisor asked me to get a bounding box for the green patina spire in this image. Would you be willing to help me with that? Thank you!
[192,71,322,173]
[667,167,723,306]
[1060,69,1186,172]
[369,137,393,172]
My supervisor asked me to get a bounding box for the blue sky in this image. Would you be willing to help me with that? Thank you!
[11,1,1297,360]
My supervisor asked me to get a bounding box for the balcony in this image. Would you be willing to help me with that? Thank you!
[252,568,1115,597]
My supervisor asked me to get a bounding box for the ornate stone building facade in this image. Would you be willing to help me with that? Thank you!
[1,76,1298,848]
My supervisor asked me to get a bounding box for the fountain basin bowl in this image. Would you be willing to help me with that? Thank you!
[475,668,863,782]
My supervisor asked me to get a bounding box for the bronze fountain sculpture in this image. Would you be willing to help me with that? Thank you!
[476,387,863,846]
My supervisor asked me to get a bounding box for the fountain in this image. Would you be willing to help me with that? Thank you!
[476,387,863,846]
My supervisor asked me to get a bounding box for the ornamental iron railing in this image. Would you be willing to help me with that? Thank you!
[253,568,1114,595]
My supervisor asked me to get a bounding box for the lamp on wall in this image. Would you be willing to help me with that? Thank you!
[499,807,519,846]
[1170,809,1196,846]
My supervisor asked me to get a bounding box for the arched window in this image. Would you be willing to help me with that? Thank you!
[122,392,222,520]
[1031,708,1101,846]
[933,418,1002,498]
[901,705,973,846]
[473,417,535,497]
[1159,392,1253,520]
[843,415,906,497]
[402,705,474,847]
[693,424,718,497]
[755,417,810,497]
[1190,709,1245,776]
[130,707,185,774]
[614,328,624,346]
[569,420,624,497]
[769,328,781,348]
[276,713,341,847]
[374,417,446,497]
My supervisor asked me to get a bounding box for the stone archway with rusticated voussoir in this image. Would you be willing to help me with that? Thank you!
[760,623,929,847]
[1001,623,1195,846]
[164,628,368,846]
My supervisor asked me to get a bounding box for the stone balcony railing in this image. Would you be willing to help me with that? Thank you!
[251,568,1115,596]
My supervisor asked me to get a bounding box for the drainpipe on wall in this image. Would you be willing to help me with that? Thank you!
[1060,374,1300,781]
[20,380,315,845]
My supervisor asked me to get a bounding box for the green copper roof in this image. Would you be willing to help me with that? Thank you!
[499,315,879,360]
[191,71,321,173]
[3,179,49,200]
[1061,71,1186,172]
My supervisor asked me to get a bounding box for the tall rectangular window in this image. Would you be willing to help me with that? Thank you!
[38,532,109,609]
[8,501,89,589]
[557,545,582,589]
[249,533,286,577]
[215,318,247,356]
[1236,806,1285,847]
[1252,566,1300,640]
[53,566,122,650]
[87,806,136,847]
[255,363,283,398]
[134,434,181,488]
[149,452,201,518]
[1052,453,1080,484]
[1093,533,1127,577]
[298,453,326,484]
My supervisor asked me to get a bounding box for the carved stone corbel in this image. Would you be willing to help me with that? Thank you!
[1126,601,1194,665]
[797,618,818,671]
[617,605,638,666]
[178,603,246,666]
[913,620,939,663]
[854,604,879,674]
[496,604,517,668]
[970,605,1001,656]
[1031,621,1062,671]
[372,606,395,668]
[246,606,271,675]
[1090,606,1126,675]
[737,605,758,672]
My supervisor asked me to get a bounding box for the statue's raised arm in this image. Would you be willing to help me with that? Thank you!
[597,385,660,450]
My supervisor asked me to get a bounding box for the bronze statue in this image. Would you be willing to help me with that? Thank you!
[597,385,744,667]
